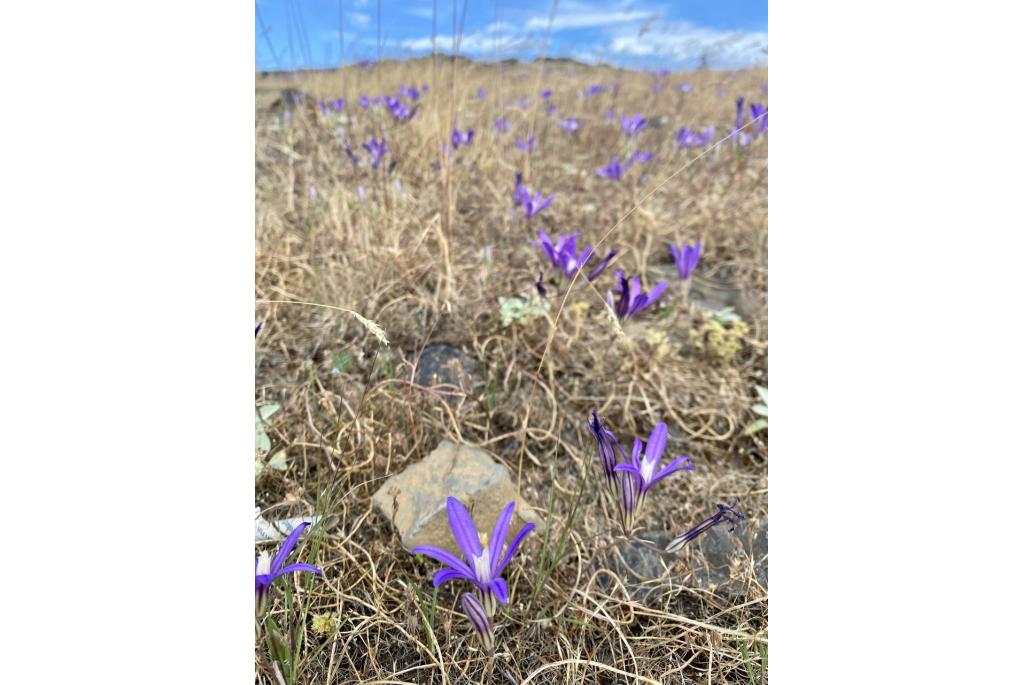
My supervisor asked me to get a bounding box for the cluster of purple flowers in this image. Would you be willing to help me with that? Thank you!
[532,231,615,282]
[399,84,421,102]
[493,116,510,133]
[515,134,537,152]
[316,97,345,113]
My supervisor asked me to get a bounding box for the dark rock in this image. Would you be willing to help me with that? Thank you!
[414,344,479,391]
[687,520,768,595]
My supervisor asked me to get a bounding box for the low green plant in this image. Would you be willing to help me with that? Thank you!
[690,307,749,362]
[499,292,550,327]
[743,385,768,435]
[256,403,287,478]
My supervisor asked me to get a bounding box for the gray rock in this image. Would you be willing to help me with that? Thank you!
[689,275,754,317]
[595,532,677,605]
[414,344,479,391]
[371,440,540,554]
[687,520,768,594]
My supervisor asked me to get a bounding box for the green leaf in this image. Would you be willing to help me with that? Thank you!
[330,351,354,374]
[743,418,768,435]
[755,385,768,405]
[751,403,769,417]
[258,403,281,422]
[268,451,288,471]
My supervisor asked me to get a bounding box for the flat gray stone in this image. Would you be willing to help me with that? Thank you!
[688,520,768,594]
[372,440,540,554]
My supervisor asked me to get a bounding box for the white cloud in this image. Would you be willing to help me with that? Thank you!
[350,12,370,29]
[526,9,656,31]
[609,21,767,67]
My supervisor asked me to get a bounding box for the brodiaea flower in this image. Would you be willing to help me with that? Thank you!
[596,156,626,181]
[558,117,579,132]
[620,113,647,137]
[678,83,693,93]
[532,231,615,281]
[255,522,321,615]
[675,126,715,148]
[588,410,625,489]
[669,242,702,280]
[362,137,389,167]
[515,134,537,152]
[451,127,474,149]
[628,150,653,166]
[614,423,694,524]
[411,497,535,616]
[665,503,746,552]
[750,103,768,133]
[607,270,668,320]
[513,174,553,219]
[494,116,510,133]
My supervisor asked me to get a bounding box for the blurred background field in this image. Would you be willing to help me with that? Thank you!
[256,54,767,683]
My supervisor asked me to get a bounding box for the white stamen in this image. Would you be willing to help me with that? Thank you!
[256,551,272,575]
[640,456,656,484]
[473,548,492,583]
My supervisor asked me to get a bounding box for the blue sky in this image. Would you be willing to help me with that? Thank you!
[255,1,767,72]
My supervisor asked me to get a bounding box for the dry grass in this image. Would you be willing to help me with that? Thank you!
[256,57,767,684]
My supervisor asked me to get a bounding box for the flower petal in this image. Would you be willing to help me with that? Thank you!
[651,456,695,486]
[275,562,322,577]
[496,522,536,575]
[489,501,516,577]
[630,438,643,470]
[410,544,474,577]
[270,522,309,575]
[433,568,472,587]
[646,423,668,467]
[491,577,509,604]
[446,497,483,560]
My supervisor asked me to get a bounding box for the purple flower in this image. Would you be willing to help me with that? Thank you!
[675,125,715,148]
[385,95,412,121]
[541,88,553,100]
[558,117,579,132]
[732,97,745,140]
[451,127,474,149]
[514,175,553,219]
[605,110,615,121]
[620,113,647,137]
[422,83,430,93]
[410,497,535,616]
[750,103,768,133]
[532,231,615,281]
[358,95,370,109]
[460,592,495,653]
[669,242,701,281]
[362,137,389,167]
[678,83,693,93]
[582,84,604,97]
[255,522,321,615]
[614,423,693,496]
[657,68,669,78]
[255,321,263,337]
[544,103,557,116]
[515,134,537,152]
[651,83,664,93]
[399,85,420,102]
[519,97,533,109]
[628,150,653,166]
[665,503,746,552]
[476,87,487,100]
[493,116,510,133]
[596,156,626,181]
[588,410,625,489]
[329,97,345,112]
[607,270,669,320]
